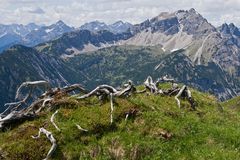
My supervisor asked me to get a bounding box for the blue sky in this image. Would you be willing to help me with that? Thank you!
[1,0,240,27]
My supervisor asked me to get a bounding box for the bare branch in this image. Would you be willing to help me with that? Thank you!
[16,80,50,100]
[50,110,60,131]
[110,93,114,124]
[75,124,88,132]
[32,128,57,160]
[175,85,187,108]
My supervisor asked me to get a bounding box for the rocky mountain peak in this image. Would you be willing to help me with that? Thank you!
[219,23,240,37]
[56,20,66,26]
[175,8,216,36]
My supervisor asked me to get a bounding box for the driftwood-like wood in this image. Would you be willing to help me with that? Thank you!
[15,80,51,100]
[158,75,175,84]
[0,82,87,129]
[144,76,161,94]
[76,80,137,123]
[110,93,114,124]
[50,110,60,131]
[174,85,195,110]
[75,124,88,132]
[175,85,187,108]
[1,75,196,131]
[0,110,36,130]
[32,128,57,160]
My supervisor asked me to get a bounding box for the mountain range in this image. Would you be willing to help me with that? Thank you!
[0,8,240,110]
[0,20,133,53]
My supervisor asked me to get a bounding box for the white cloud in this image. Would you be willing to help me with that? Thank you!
[0,0,240,27]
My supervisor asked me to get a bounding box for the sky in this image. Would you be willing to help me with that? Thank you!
[1,0,240,27]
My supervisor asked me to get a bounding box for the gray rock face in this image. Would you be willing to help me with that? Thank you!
[124,9,240,79]
[176,9,216,37]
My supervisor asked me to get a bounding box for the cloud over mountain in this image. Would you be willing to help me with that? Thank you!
[0,0,240,28]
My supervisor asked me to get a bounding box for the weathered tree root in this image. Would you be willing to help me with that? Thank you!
[143,76,196,110]
[50,110,60,131]
[75,124,88,132]
[15,80,51,100]
[32,128,57,160]
[174,85,195,110]
[144,76,163,94]
[0,75,196,130]
[0,110,36,130]
[0,82,87,130]
[77,80,137,123]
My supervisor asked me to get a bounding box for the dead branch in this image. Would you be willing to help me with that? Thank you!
[16,80,51,100]
[174,85,195,110]
[110,93,114,124]
[61,84,88,94]
[0,82,88,130]
[75,124,88,132]
[175,85,187,108]
[32,128,57,160]
[0,110,36,130]
[50,110,60,131]
[125,114,129,121]
[158,75,175,84]
[42,98,53,107]
[144,76,163,94]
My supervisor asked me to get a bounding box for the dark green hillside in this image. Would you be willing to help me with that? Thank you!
[0,45,239,111]
[64,46,238,100]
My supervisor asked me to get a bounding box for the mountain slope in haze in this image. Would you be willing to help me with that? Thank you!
[23,20,74,47]
[36,30,133,58]
[79,20,133,33]
[0,23,41,52]
[0,21,74,53]
[1,86,240,159]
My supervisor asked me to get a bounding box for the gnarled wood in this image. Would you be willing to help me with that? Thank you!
[50,110,60,131]
[32,128,57,160]
[144,76,163,94]
[16,80,51,100]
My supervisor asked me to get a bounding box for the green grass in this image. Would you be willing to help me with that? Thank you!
[1,86,240,160]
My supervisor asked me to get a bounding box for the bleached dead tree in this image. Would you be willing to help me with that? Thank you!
[15,80,51,100]
[143,76,195,110]
[144,76,163,94]
[77,80,137,123]
[32,128,57,160]
[174,85,195,110]
[0,82,87,130]
[0,75,197,160]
